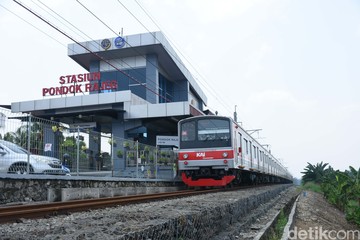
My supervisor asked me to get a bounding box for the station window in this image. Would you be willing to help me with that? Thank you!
[159,73,174,103]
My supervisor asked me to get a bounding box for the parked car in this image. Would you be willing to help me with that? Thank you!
[0,140,69,175]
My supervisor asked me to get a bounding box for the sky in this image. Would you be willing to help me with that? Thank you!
[0,0,359,179]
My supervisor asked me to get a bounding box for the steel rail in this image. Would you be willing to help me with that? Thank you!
[0,184,271,224]
[0,188,227,224]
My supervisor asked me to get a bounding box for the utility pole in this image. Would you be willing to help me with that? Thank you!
[234,105,238,123]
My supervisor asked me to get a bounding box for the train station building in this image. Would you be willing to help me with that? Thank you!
[10,31,210,171]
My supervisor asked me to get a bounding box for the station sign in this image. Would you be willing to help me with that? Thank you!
[42,72,118,96]
[156,135,179,147]
[69,122,97,132]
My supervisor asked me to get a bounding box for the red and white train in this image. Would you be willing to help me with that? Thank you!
[177,115,292,187]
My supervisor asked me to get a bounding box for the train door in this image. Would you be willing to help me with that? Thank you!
[239,133,244,166]
[244,138,249,167]
[249,141,253,168]
[233,128,238,164]
[237,132,243,166]
[262,152,265,172]
[257,147,260,170]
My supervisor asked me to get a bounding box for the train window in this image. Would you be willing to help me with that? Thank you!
[197,119,230,141]
[237,132,242,152]
[179,117,232,149]
[181,122,195,141]
[239,133,242,146]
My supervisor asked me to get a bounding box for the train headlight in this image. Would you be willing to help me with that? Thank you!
[222,152,228,158]
[223,159,228,164]
[183,153,188,159]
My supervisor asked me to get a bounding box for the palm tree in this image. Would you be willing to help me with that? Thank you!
[301,161,329,184]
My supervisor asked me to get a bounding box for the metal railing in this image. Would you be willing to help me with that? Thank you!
[0,107,178,179]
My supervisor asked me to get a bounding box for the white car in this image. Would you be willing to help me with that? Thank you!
[0,140,69,175]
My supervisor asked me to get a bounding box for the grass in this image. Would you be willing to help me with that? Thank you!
[301,181,322,193]
[269,209,288,240]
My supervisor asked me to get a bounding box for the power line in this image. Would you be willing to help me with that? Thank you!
[117,0,206,101]
[74,0,232,115]
[13,0,170,102]
[133,0,235,117]
[75,0,191,104]
[11,0,235,117]
[34,0,160,97]
[17,0,174,103]
[76,0,236,118]
[0,2,66,48]
[73,0,161,95]
[114,0,214,110]
[76,0,118,37]
[35,0,94,42]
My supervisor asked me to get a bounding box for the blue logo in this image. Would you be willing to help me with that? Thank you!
[114,36,125,48]
[101,39,111,50]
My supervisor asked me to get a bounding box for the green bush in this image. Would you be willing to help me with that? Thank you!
[320,166,360,226]
[346,200,360,225]
[302,181,322,193]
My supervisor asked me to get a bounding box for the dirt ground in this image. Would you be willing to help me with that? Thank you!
[292,190,359,240]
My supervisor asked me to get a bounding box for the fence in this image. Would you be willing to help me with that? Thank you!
[0,107,178,179]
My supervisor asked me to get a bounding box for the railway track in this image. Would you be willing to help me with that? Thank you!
[0,184,293,239]
[0,187,245,224]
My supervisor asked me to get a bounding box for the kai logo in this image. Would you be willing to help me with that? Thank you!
[196,152,206,157]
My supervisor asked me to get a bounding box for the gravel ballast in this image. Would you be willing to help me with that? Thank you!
[0,184,294,240]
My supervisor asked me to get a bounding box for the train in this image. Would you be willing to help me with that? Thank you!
[177,115,292,187]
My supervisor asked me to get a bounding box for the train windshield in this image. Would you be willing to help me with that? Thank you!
[180,118,231,149]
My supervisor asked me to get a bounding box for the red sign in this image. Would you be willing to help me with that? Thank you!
[42,72,118,96]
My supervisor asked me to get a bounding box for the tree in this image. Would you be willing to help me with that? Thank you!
[301,161,329,184]
[60,136,87,169]
[3,122,44,154]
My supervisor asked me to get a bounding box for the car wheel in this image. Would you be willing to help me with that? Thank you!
[8,163,34,174]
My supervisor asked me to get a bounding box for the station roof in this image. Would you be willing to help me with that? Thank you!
[10,91,205,133]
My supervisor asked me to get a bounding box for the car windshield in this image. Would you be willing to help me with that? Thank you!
[0,141,29,154]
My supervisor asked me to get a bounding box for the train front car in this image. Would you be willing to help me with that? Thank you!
[178,116,237,187]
